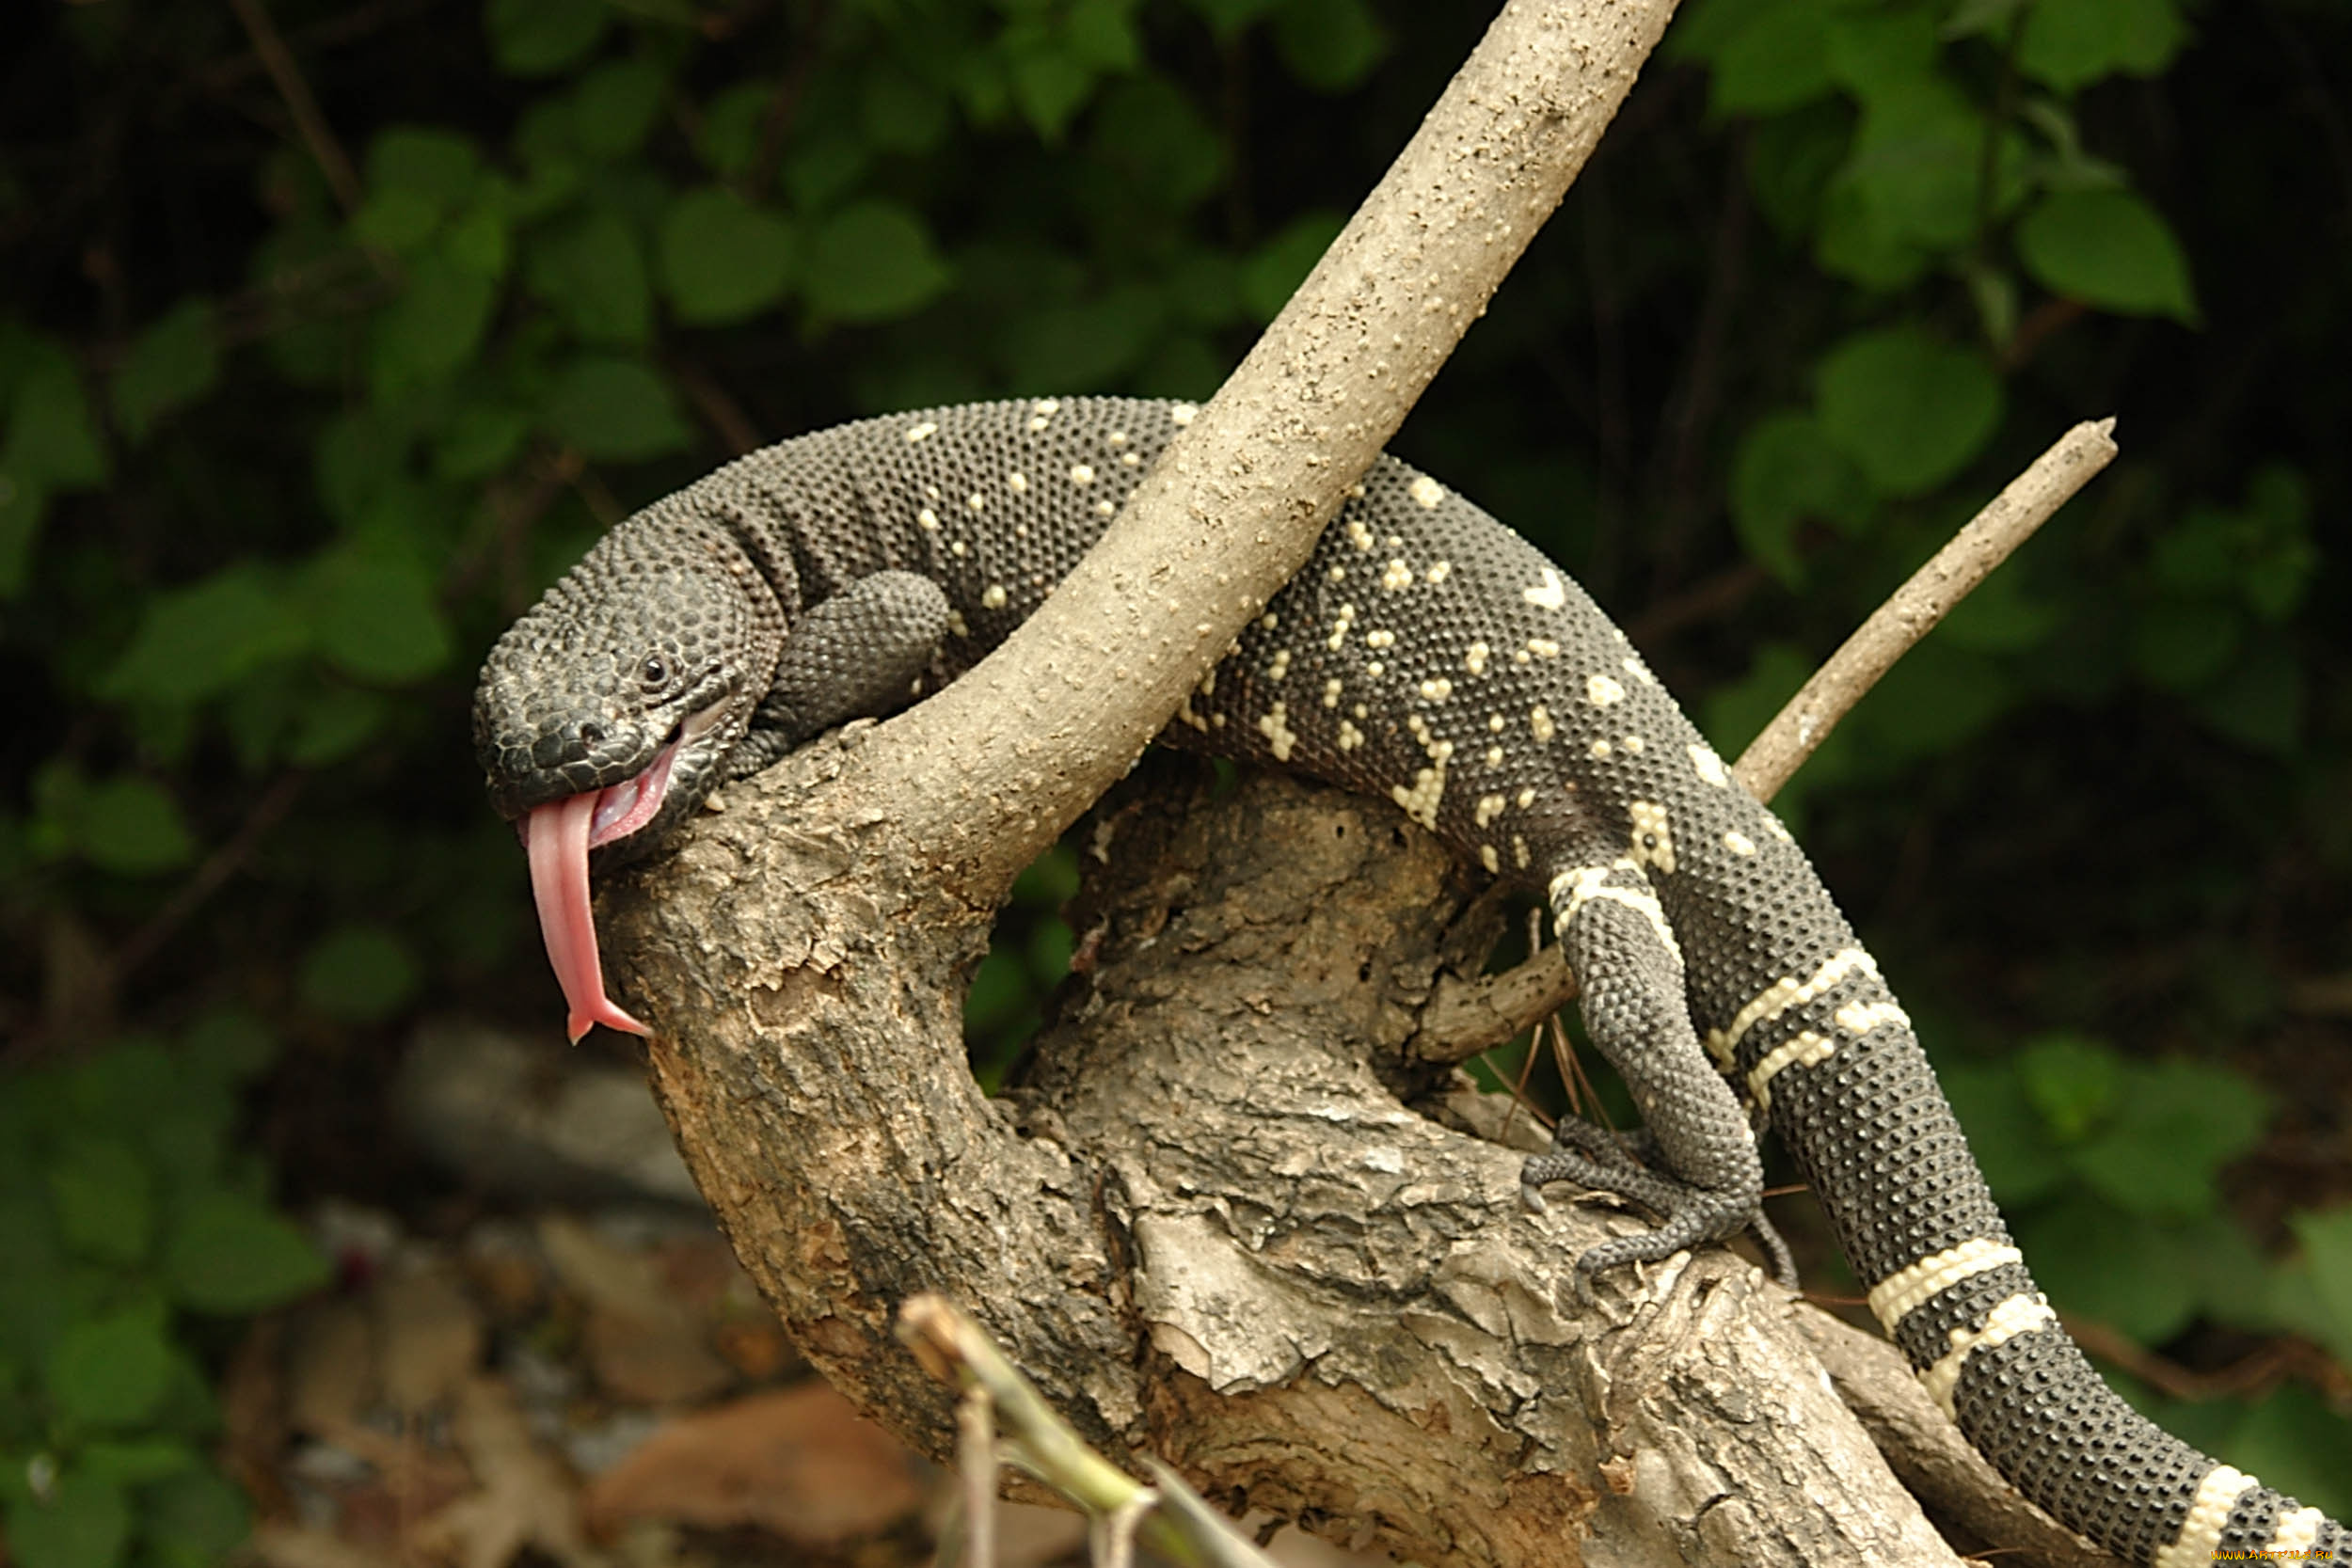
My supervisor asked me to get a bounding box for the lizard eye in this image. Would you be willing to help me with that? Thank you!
[641,655,670,688]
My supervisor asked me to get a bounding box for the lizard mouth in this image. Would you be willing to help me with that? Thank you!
[522,703,723,1042]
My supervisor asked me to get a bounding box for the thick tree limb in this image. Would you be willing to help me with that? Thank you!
[599,3,2115,1563]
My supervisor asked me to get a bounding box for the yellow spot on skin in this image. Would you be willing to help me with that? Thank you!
[1836,999,1910,1036]
[1176,696,1207,732]
[1265,648,1291,682]
[1706,949,1882,1065]
[1257,703,1298,762]
[1196,667,1217,698]
[1480,845,1501,873]
[918,508,940,531]
[966,492,986,513]
[1485,745,1504,767]
[1120,451,1140,467]
[1381,559,1414,592]
[1069,464,1095,486]
[1409,474,1443,509]
[1920,1295,2058,1419]
[1365,629,1395,649]
[1527,639,1561,659]
[1475,793,1506,827]
[1724,831,1756,857]
[1767,816,1794,843]
[1530,705,1555,743]
[981,584,1008,610]
[1322,678,1343,709]
[1513,836,1530,870]
[1586,673,1626,706]
[1426,561,1452,585]
[1337,721,1364,752]
[1622,736,1644,753]
[1352,703,1367,720]
[1365,659,1385,677]
[1629,801,1676,874]
[1690,745,1729,787]
[1486,713,1504,732]
[1387,535,1403,549]
[1588,739,1611,759]
[1107,430,1128,448]
[1866,1239,2023,1332]
[1261,612,1279,631]
[950,540,968,558]
[1390,758,1448,830]
[946,610,969,639]
[1624,655,1655,686]
[1465,641,1489,674]
[1522,568,1567,610]
[1095,499,1118,517]
[1747,1030,1836,1111]
[1328,564,1347,582]
[1327,604,1357,651]
[1169,402,1198,425]
[905,421,938,442]
[1008,471,1028,494]
[1347,519,1375,552]
[1513,649,1533,665]
[1420,678,1453,702]
[1549,863,1680,963]
[1516,787,1535,808]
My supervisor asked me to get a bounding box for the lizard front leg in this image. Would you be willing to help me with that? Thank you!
[728,570,953,776]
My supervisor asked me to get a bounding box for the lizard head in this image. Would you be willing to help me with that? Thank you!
[472,509,787,1040]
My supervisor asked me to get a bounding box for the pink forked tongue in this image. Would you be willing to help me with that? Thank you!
[526,791,650,1042]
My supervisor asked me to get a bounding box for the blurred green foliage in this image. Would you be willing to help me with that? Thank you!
[0,1014,326,1568]
[5,0,2351,1550]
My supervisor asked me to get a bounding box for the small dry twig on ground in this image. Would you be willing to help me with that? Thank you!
[898,1297,1275,1568]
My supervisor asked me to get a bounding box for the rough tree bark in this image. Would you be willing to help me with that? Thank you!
[595,3,2115,1564]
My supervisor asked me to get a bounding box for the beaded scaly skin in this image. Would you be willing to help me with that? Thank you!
[473,397,2346,1567]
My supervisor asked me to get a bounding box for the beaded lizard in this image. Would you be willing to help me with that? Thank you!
[472,396,2345,1566]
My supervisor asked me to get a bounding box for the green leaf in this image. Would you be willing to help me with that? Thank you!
[3,1467,130,1568]
[368,256,499,393]
[2019,0,2186,94]
[2072,1059,2270,1218]
[571,57,667,161]
[2018,1202,2198,1343]
[303,549,452,686]
[1239,210,1344,324]
[75,776,199,877]
[1696,0,1841,117]
[5,337,108,491]
[2289,1206,2352,1370]
[2016,188,2197,322]
[694,82,770,179]
[101,566,308,705]
[366,126,482,208]
[1814,326,2001,497]
[540,356,691,460]
[75,1438,195,1487]
[1090,76,1223,213]
[2014,1033,2119,1143]
[46,1303,172,1429]
[182,1006,279,1085]
[859,63,950,157]
[1269,0,1388,93]
[486,0,611,77]
[46,1136,151,1267]
[112,300,219,446]
[1941,1062,2070,1205]
[1001,287,1165,389]
[1727,409,1870,585]
[296,924,421,1024]
[137,1466,251,1568]
[160,1190,327,1314]
[800,201,951,324]
[526,206,653,344]
[657,188,794,325]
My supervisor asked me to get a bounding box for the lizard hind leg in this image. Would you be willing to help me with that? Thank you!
[1522,855,1779,1297]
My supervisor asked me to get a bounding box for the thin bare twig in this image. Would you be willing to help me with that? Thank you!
[897,1297,1279,1568]
[1732,418,2119,800]
[226,0,366,215]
